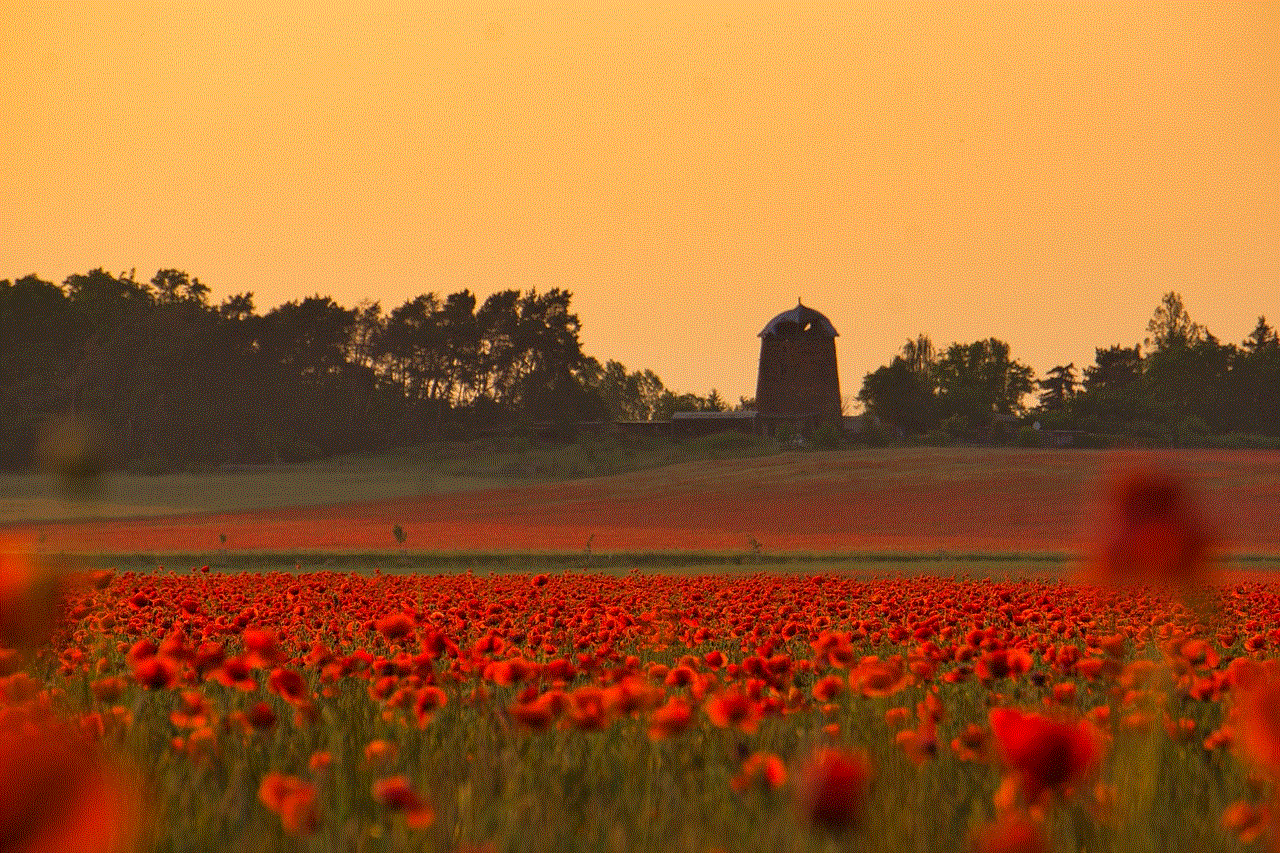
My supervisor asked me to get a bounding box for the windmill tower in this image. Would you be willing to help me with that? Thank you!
[755,300,842,425]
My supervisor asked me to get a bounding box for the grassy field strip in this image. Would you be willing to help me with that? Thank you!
[6,445,1279,526]
[0,435,784,523]
[39,551,1280,577]
[6,447,1280,556]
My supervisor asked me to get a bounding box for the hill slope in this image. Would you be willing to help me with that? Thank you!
[5,448,1278,556]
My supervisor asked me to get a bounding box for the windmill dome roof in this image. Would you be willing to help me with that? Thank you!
[759,300,839,338]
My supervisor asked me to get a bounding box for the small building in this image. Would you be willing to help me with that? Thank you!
[754,300,842,435]
[669,410,758,438]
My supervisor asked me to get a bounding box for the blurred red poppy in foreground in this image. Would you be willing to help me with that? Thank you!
[0,716,140,853]
[1088,468,1213,589]
[970,813,1048,853]
[372,775,434,828]
[796,748,871,831]
[1222,800,1270,847]
[989,708,1102,803]
[0,542,66,652]
[730,751,786,794]
[1232,662,1280,777]
[259,772,319,836]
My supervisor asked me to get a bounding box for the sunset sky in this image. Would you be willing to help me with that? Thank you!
[2,2,1276,403]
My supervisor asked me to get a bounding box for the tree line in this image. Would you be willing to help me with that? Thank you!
[857,292,1280,447]
[0,269,729,470]
[5,272,1275,470]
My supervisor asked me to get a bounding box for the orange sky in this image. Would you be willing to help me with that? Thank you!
[2,2,1276,403]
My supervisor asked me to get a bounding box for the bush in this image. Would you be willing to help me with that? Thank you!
[1014,426,1045,448]
[856,420,892,447]
[1076,432,1119,449]
[913,429,950,447]
[1185,432,1280,450]
[813,423,843,450]
[687,430,770,454]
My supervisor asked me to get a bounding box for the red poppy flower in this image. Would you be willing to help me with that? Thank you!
[1222,801,1270,845]
[211,656,257,691]
[1088,469,1213,589]
[487,657,537,687]
[131,656,177,690]
[243,701,277,731]
[126,639,159,665]
[376,613,416,642]
[647,697,694,740]
[989,708,1102,802]
[169,690,213,729]
[308,751,333,774]
[705,690,759,733]
[813,674,846,702]
[796,748,871,831]
[664,665,697,688]
[372,776,434,828]
[851,657,909,698]
[951,723,991,763]
[567,686,609,731]
[896,716,938,765]
[970,814,1047,853]
[415,686,447,726]
[0,714,141,853]
[509,696,556,731]
[259,772,318,836]
[267,668,309,705]
[730,751,786,793]
[975,648,1033,684]
[364,739,399,767]
[242,629,283,668]
[90,676,126,704]
[1232,664,1280,777]
[193,642,226,676]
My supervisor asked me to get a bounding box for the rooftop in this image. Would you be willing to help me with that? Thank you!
[759,300,839,338]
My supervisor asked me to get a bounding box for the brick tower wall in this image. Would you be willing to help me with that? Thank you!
[755,334,842,420]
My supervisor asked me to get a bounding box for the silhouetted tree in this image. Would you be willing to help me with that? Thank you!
[933,338,1034,436]
[857,357,938,436]
[1037,363,1078,413]
[592,360,667,421]
[1145,291,1206,351]
[1083,345,1143,392]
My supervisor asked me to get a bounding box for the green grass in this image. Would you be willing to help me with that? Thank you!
[0,432,779,524]
[62,552,1280,578]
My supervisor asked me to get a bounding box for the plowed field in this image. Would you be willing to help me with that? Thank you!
[6,448,1279,555]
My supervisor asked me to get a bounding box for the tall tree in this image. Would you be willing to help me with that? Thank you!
[438,290,480,407]
[1244,316,1278,353]
[1145,291,1205,351]
[151,269,209,305]
[1083,345,1143,392]
[857,357,938,435]
[261,296,357,380]
[934,338,1035,430]
[900,334,936,378]
[1037,363,1078,413]
[592,360,668,421]
[1233,317,1280,435]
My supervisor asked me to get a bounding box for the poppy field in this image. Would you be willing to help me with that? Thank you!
[3,465,1280,852]
[4,550,1280,851]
